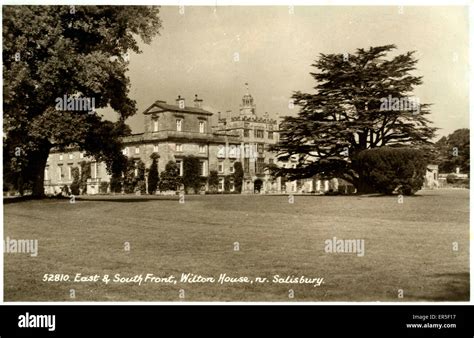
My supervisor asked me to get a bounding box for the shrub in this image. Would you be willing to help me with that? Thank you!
[110,175,122,193]
[99,181,109,194]
[353,147,427,195]
[159,161,181,192]
[135,181,146,194]
[147,155,159,194]
[70,167,80,195]
[183,156,201,194]
[61,185,70,196]
[208,170,219,193]
[123,158,137,193]
[79,161,91,194]
[446,174,457,184]
[233,162,244,193]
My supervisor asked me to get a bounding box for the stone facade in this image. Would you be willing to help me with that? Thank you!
[44,91,344,195]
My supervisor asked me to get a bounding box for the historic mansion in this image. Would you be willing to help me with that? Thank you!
[44,90,340,195]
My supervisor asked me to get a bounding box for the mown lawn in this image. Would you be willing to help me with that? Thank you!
[3,189,469,301]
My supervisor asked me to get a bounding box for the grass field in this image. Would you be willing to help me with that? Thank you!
[3,189,469,302]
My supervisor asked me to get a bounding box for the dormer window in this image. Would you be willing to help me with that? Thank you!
[199,121,205,134]
[176,119,183,132]
[153,119,159,132]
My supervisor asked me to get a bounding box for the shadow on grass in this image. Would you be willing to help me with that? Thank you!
[75,197,179,203]
[3,195,179,204]
[3,195,50,204]
[417,272,470,301]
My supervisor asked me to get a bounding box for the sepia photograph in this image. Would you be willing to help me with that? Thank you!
[2,4,470,302]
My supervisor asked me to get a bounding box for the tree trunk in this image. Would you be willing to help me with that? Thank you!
[30,145,51,198]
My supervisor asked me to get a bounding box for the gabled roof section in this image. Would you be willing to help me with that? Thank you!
[143,100,213,116]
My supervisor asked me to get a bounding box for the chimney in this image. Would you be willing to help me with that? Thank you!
[176,95,185,109]
[194,94,203,108]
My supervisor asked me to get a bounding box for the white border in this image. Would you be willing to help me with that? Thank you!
[0,0,472,306]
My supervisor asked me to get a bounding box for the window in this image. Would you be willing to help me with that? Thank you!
[244,144,255,159]
[153,145,159,152]
[218,161,224,173]
[199,161,207,176]
[228,145,237,158]
[257,158,265,174]
[68,154,74,160]
[92,162,99,179]
[176,119,182,132]
[68,166,72,180]
[218,177,224,192]
[244,158,250,173]
[255,129,264,138]
[58,165,63,180]
[122,147,128,155]
[230,181,235,192]
[257,143,264,153]
[176,144,183,152]
[59,154,63,161]
[199,145,206,153]
[229,166,235,173]
[153,119,159,132]
[80,153,84,159]
[217,145,225,158]
[268,131,273,139]
[135,147,140,154]
[244,129,250,137]
[199,121,205,133]
[175,160,183,176]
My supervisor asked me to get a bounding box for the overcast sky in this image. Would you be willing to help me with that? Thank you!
[102,6,469,139]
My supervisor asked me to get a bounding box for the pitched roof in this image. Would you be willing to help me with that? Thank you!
[143,100,213,116]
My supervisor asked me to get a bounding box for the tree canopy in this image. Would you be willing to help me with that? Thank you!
[272,45,436,190]
[3,6,162,196]
[435,129,469,173]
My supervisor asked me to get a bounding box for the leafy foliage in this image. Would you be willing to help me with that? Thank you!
[147,154,159,194]
[232,161,244,193]
[159,161,181,192]
[70,166,80,195]
[435,129,469,174]
[353,147,427,195]
[271,45,436,191]
[3,6,162,196]
[208,170,219,193]
[183,156,201,194]
[79,161,91,194]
